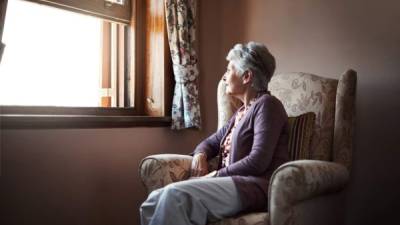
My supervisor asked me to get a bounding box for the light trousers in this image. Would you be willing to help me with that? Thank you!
[140,177,242,225]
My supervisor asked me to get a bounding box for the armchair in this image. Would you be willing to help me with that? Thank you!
[139,70,357,225]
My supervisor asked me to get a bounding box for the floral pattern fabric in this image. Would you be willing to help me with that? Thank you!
[139,154,192,193]
[268,160,349,225]
[333,70,357,170]
[268,73,338,161]
[165,0,201,129]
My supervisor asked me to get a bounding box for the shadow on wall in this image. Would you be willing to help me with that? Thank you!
[197,0,248,132]
[220,0,249,58]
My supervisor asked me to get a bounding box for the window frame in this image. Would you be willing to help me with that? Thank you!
[0,0,173,129]
[23,0,132,24]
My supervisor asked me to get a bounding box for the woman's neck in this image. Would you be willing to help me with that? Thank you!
[239,89,259,107]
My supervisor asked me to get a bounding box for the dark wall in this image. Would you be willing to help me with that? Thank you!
[1,128,210,225]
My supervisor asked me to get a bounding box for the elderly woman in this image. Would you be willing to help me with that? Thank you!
[140,42,289,225]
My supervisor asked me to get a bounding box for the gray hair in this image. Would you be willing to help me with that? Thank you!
[226,42,276,92]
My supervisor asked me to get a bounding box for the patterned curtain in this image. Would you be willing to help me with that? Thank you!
[165,0,201,130]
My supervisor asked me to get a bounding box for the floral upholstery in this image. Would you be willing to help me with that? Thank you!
[139,70,357,225]
[268,73,338,161]
[140,154,192,193]
[268,160,349,225]
[333,71,357,170]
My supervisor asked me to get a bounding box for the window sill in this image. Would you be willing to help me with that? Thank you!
[0,114,172,129]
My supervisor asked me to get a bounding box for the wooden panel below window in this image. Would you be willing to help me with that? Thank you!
[0,114,171,128]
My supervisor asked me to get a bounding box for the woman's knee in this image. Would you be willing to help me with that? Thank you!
[163,183,181,196]
[162,183,191,203]
[141,188,164,209]
[148,188,164,199]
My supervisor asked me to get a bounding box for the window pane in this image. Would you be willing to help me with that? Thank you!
[0,0,102,107]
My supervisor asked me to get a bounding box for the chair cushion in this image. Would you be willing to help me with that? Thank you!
[288,112,316,160]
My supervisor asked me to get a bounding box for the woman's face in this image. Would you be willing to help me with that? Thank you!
[222,61,245,96]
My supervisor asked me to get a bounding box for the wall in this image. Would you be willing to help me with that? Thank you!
[214,0,400,224]
[1,128,208,225]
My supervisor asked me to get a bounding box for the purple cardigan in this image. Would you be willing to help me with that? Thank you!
[194,94,289,212]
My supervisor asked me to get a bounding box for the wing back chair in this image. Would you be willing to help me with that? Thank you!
[139,70,357,225]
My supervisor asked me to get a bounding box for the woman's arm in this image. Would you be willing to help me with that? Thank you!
[190,116,235,177]
[192,114,235,159]
[217,97,287,177]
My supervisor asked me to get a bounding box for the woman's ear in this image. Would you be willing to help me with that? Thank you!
[242,70,253,85]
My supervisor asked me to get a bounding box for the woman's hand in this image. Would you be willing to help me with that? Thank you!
[202,170,218,178]
[190,153,209,177]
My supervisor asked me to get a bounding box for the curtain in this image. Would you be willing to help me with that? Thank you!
[165,0,201,130]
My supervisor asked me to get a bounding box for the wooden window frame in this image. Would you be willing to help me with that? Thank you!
[0,0,173,129]
[23,0,132,24]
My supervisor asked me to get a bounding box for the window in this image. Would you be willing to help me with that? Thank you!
[1,0,130,108]
[1,0,105,107]
[0,0,172,128]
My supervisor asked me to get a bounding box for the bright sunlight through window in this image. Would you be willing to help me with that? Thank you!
[0,0,102,107]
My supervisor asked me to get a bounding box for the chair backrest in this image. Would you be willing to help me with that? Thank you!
[217,70,357,170]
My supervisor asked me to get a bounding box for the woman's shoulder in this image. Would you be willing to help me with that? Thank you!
[253,93,287,115]
[255,93,283,106]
